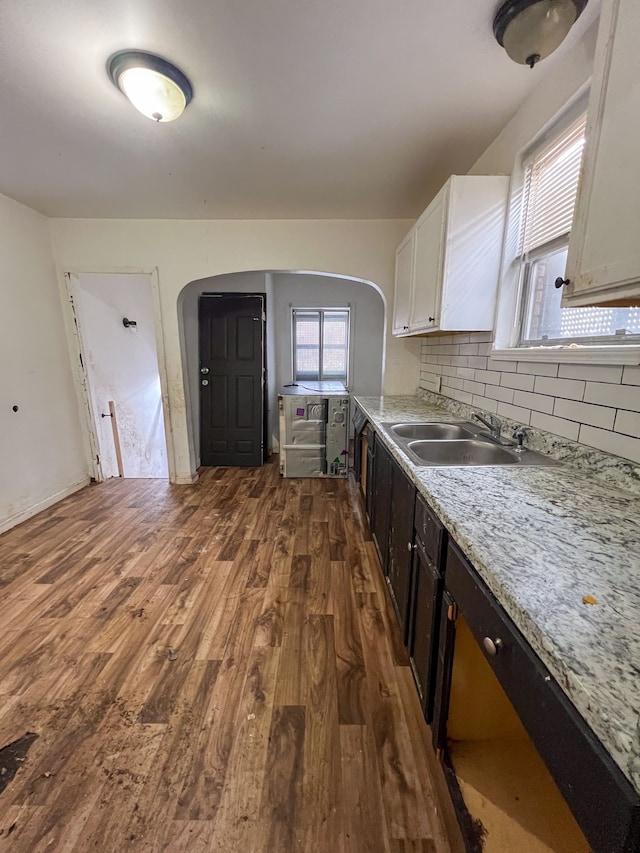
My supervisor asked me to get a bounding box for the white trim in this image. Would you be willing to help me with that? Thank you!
[490,346,640,365]
[0,477,91,535]
[175,472,199,485]
[61,269,177,484]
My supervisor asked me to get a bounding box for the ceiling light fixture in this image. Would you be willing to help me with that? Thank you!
[493,0,588,68]
[108,50,193,122]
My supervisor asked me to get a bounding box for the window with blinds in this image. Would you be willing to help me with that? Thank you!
[520,111,587,257]
[517,111,640,346]
[292,308,350,382]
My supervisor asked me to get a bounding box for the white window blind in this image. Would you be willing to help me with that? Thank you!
[520,111,587,256]
[292,308,349,381]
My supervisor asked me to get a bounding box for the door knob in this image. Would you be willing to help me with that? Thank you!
[200,367,209,374]
[201,379,209,386]
[483,637,503,656]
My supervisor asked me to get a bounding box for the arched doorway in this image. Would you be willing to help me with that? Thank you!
[177,270,386,469]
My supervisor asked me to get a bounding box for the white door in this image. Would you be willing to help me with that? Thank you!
[72,273,169,478]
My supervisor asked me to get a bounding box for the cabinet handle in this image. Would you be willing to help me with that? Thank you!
[554,277,570,289]
[428,316,435,322]
[406,542,414,553]
[483,637,503,656]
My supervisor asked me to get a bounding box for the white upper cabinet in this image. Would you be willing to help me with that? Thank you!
[392,175,509,336]
[563,0,640,307]
[392,229,415,335]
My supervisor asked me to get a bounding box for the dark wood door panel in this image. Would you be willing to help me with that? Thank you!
[387,457,415,641]
[199,295,264,467]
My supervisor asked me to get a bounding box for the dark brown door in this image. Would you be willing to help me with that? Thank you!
[199,294,264,467]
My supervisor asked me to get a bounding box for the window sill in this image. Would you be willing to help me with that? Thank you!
[490,346,640,365]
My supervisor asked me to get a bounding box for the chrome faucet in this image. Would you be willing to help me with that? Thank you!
[472,411,502,441]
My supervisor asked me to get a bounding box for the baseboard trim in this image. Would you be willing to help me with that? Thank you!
[174,472,199,485]
[0,476,92,535]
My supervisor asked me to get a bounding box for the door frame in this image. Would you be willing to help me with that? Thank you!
[60,268,175,482]
[199,292,268,464]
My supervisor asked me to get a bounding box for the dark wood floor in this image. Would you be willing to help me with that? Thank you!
[0,460,451,852]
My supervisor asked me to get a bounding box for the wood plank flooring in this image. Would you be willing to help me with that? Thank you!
[0,460,452,852]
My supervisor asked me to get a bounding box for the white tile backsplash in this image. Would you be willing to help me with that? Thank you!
[512,390,555,414]
[578,425,640,465]
[500,372,535,392]
[533,376,586,401]
[622,365,640,385]
[615,409,640,437]
[558,364,624,383]
[530,411,580,441]
[584,381,640,410]
[419,334,640,465]
[553,398,616,430]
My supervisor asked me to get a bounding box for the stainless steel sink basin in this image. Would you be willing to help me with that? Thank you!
[388,422,478,441]
[405,439,558,468]
[381,420,558,467]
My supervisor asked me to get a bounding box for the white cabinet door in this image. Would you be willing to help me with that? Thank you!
[564,0,640,306]
[391,176,508,338]
[410,188,446,332]
[392,229,415,335]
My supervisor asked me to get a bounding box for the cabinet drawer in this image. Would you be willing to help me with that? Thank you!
[446,540,640,853]
[414,495,444,566]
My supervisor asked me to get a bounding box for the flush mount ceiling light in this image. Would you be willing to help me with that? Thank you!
[108,50,193,122]
[493,0,588,68]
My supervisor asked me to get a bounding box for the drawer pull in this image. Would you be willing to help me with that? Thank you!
[407,542,414,553]
[483,637,504,657]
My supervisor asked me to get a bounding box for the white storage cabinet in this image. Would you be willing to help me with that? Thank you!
[392,175,509,336]
[563,0,640,307]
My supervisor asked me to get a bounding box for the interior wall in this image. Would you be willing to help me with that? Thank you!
[73,273,169,478]
[179,271,273,467]
[417,23,640,464]
[50,218,421,481]
[273,270,385,392]
[0,193,87,533]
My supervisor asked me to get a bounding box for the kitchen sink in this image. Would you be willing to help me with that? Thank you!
[388,422,478,441]
[382,421,558,467]
[405,439,558,467]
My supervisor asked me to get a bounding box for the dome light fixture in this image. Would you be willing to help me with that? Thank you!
[108,50,193,122]
[493,0,588,69]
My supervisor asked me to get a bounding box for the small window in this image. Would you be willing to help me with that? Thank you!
[292,308,349,382]
[516,111,640,347]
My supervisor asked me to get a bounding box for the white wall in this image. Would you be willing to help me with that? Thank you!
[50,219,421,482]
[272,272,385,394]
[469,23,598,178]
[73,273,168,478]
[419,23,640,466]
[0,194,87,532]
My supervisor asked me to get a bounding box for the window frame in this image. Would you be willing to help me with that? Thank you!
[291,307,351,384]
[491,86,640,365]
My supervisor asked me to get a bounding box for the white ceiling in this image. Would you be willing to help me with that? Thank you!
[0,0,599,219]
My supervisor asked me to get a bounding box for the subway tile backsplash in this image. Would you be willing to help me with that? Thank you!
[419,332,640,476]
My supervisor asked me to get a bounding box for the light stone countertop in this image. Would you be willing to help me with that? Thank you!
[354,394,640,795]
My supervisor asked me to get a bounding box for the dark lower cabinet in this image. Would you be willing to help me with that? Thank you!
[407,496,446,723]
[361,430,640,852]
[370,437,392,571]
[387,458,416,639]
[407,539,442,723]
[365,441,374,521]
[434,539,640,853]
